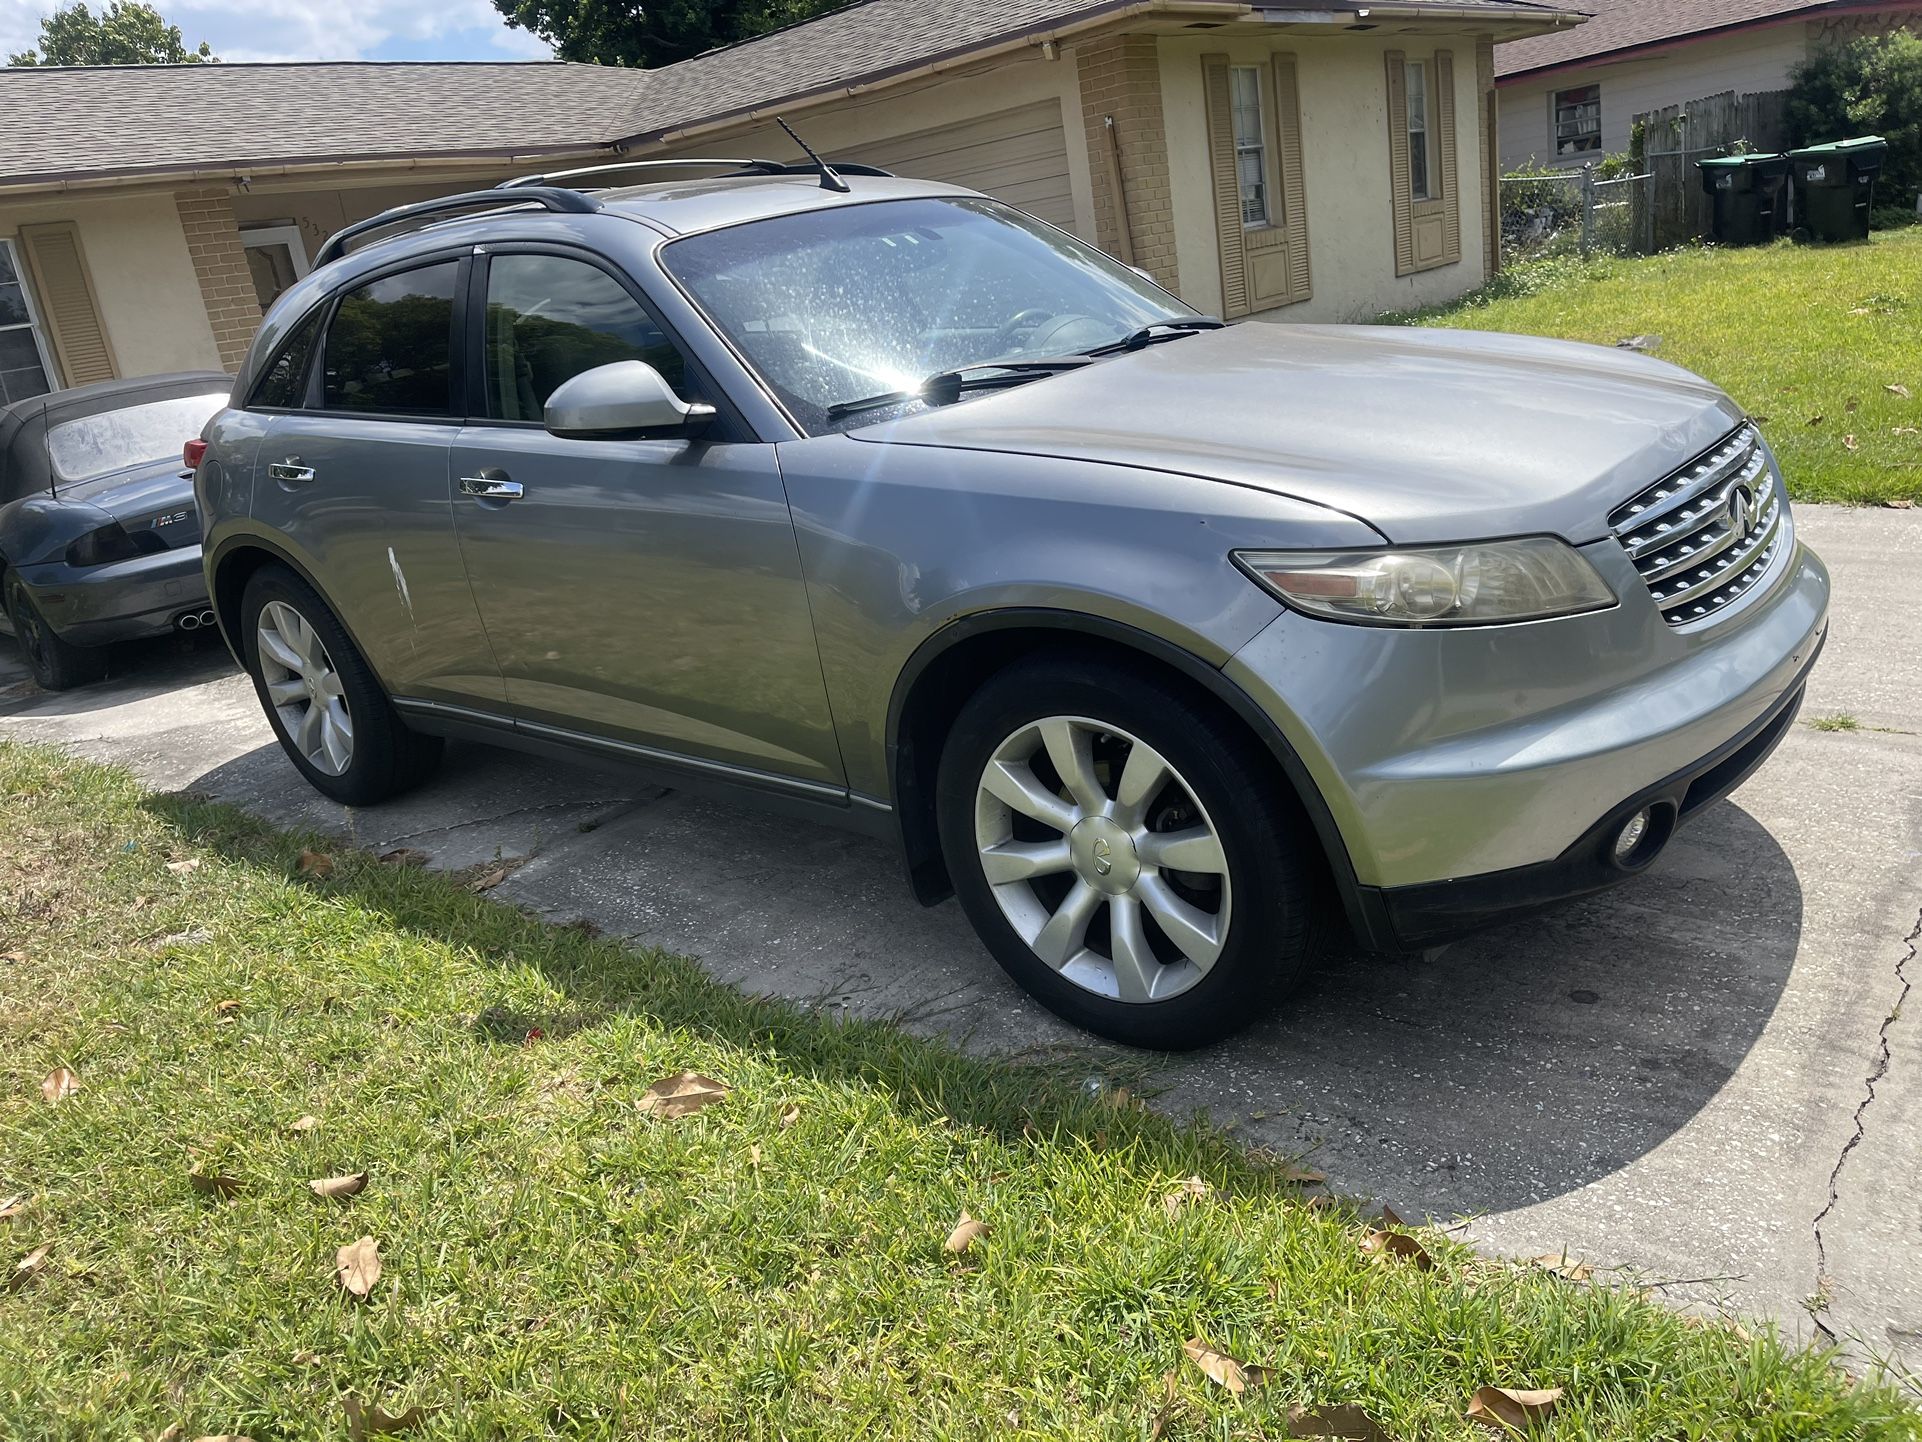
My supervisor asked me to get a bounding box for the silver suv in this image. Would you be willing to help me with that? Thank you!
[197,160,1829,1049]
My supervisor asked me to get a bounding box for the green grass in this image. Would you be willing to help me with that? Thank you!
[1383,230,1922,505]
[2,742,1917,1439]
[1809,712,1862,732]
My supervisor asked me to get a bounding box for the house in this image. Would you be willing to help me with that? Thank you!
[1,0,1582,405]
[1496,0,1921,168]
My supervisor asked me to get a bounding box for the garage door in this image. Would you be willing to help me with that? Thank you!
[843,100,1074,230]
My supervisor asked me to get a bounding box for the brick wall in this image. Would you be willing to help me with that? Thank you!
[175,188,261,372]
[1076,35,1180,293]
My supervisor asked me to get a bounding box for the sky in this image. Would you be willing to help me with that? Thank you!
[0,0,556,64]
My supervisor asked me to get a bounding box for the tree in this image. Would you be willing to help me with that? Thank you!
[491,0,846,70]
[7,2,217,66]
[1787,27,1922,207]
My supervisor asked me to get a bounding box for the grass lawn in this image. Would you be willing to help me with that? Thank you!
[1389,228,1922,506]
[3,742,1918,1439]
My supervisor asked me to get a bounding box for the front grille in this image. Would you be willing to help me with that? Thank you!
[1609,424,1787,626]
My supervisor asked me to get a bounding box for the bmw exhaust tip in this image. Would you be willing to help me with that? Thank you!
[175,608,215,632]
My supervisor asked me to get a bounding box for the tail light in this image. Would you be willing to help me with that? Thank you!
[183,438,209,469]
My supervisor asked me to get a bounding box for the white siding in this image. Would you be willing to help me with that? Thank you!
[1498,22,1811,168]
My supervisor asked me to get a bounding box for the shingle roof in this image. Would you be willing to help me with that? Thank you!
[0,0,1578,185]
[1496,0,1835,78]
[0,61,645,184]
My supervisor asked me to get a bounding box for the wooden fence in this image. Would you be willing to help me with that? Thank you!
[1634,89,1791,249]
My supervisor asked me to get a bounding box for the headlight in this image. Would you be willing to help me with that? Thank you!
[1235,538,1616,627]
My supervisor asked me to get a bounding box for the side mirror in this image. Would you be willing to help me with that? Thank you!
[543,361,715,440]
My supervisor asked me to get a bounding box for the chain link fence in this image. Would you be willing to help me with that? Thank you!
[1500,164,1655,265]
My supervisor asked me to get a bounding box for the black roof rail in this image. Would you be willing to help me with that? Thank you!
[501,157,895,189]
[313,186,600,267]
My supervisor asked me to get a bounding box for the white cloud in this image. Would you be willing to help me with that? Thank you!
[2,0,552,65]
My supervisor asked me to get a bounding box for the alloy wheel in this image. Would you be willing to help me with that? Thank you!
[256,599,354,776]
[972,716,1231,1004]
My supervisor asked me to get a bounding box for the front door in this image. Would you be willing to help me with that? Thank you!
[449,249,844,789]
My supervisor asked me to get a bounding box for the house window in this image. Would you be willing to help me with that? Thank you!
[1406,61,1437,201]
[0,238,56,405]
[241,224,312,312]
[1230,65,1271,228]
[1554,84,1602,155]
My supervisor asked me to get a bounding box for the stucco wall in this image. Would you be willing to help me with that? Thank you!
[1497,24,1812,168]
[1159,30,1492,323]
[0,190,221,379]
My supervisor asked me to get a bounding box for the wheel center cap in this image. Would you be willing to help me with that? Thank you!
[1070,816,1139,895]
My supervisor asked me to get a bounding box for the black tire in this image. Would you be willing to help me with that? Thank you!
[935,655,1317,1050]
[4,573,108,691]
[240,563,441,806]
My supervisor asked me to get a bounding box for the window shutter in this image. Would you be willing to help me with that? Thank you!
[1201,53,1250,319]
[1384,51,1415,277]
[1478,37,1499,277]
[17,222,116,386]
[1436,50,1462,265]
[1273,52,1311,305]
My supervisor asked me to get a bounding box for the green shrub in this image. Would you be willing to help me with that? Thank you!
[1788,27,1922,202]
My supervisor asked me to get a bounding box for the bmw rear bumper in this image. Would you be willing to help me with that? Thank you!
[1225,534,1830,950]
[13,544,209,645]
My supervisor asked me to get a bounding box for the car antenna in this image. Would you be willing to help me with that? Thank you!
[776,116,851,194]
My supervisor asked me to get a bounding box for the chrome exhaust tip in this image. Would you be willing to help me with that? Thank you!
[176,608,215,632]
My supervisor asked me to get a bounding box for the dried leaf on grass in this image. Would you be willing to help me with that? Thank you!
[778,1103,803,1128]
[944,1210,990,1254]
[1163,1176,1212,1217]
[1287,1402,1391,1440]
[635,1072,729,1119]
[467,858,527,892]
[344,1397,429,1438]
[309,1172,368,1201]
[1149,1369,1181,1440]
[1886,498,1916,509]
[0,1194,27,1220]
[189,1170,242,1200]
[377,848,430,868]
[289,1114,322,1135]
[1530,1251,1594,1282]
[1360,1214,1433,1270]
[1844,434,1860,452]
[166,858,201,874]
[1888,383,1912,399]
[296,849,335,878]
[1280,1161,1328,1185]
[1467,1385,1564,1433]
[8,1242,52,1292]
[212,999,241,1024]
[336,1236,382,1298]
[1181,1337,1270,1395]
[40,1067,78,1104]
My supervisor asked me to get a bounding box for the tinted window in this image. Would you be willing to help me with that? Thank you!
[251,308,323,409]
[483,254,685,423]
[321,263,458,416]
[46,392,228,483]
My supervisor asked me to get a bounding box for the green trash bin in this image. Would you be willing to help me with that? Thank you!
[1698,153,1792,244]
[1788,136,1888,242]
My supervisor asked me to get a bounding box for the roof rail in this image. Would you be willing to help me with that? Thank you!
[313,186,600,267]
[501,157,896,189]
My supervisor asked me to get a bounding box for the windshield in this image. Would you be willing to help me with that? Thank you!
[46,392,228,483]
[662,198,1193,434]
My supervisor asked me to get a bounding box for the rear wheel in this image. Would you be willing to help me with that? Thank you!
[4,573,107,691]
[936,657,1318,1049]
[240,564,441,805]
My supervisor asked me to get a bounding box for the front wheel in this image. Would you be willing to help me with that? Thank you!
[240,564,441,806]
[936,657,1318,1049]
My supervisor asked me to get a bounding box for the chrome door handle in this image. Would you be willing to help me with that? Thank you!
[267,460,316,483]
[460,475,524,500]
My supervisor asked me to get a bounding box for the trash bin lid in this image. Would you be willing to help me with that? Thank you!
[1790,135,1888,158]
[1698,156,1750,169]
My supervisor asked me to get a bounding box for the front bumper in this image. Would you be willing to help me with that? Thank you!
[13,544,209,645]
[1226,533,1830,948]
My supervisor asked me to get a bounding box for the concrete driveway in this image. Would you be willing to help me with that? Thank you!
[4,504,1918,1378]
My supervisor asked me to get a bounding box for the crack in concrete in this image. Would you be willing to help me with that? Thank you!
[373,797,638,849]
[1811,901,1921,1332]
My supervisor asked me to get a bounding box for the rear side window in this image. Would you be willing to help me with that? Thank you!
[321,262,458,417]
[250,308,323,409]
[483,254,686,423]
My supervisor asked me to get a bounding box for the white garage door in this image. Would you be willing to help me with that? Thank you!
[843,100,1074,230]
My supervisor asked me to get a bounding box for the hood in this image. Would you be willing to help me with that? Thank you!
[852,324,1747,545]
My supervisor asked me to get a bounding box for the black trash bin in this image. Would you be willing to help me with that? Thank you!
[1698,153,1792,244]
[1788,136,1888,241]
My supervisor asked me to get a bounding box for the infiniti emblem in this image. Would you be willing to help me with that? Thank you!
[1727,483,1754,537]
[1091,836,1114,875]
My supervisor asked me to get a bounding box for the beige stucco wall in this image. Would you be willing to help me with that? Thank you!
[645,54,1098,242]
[1159,29,1492,323]
[0,190,221,379]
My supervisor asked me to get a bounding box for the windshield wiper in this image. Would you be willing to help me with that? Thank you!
[1081,316,1226,356]
[825,357,1093,421]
